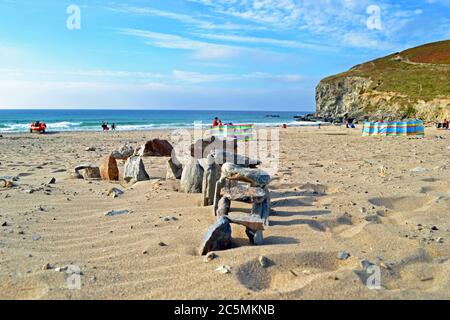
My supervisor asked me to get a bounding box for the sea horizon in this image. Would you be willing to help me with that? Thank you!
[0,109,316,133]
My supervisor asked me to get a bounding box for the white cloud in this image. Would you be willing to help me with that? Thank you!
[172,70,236,83]
[118,28,241,60]
[192,32,324,50]
[188,0,440,51]
[107,4,266,31]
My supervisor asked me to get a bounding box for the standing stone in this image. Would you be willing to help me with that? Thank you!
[217,197,231,216]
[166,158,183,180]
[191,136,216,159]
[245,228,264,245]
[123,156,150,183]
[99,155,119,181]
[199,216,232,256]
[139,139,173,157]
[202,154,221,206]
[180,159,204,193]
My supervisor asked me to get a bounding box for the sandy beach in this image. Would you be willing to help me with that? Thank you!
[0,126,449,300]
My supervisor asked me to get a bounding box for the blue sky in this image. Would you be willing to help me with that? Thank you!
[0,0,449,110]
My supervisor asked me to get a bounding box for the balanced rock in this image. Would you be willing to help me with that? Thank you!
[191,137,239,159]
[180,159,204,193]
[139,139,173,157]
[166,158,183,180]
[228,215,265,232]
[190,136,216,159]
[123,156,149,182]
[74,164,101,180]
[213,150,260,168]
[199,216,232,256]
[99,155,119,181]
[111,143,134,160]
[221,163,270,187]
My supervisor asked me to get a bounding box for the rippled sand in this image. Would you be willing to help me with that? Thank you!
[0,126,449,299]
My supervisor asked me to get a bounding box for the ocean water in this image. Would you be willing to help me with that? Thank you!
[0,109,315,133]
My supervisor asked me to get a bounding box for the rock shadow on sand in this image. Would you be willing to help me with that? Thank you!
[270,219,326,232]
[272,209,331,218]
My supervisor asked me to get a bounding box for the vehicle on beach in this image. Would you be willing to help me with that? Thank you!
[30,121,47,133]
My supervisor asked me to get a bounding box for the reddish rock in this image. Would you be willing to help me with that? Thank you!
[99,156,119,181]
[140,139,173,157]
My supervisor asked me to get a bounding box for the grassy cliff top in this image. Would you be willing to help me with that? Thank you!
[322,40,450,101]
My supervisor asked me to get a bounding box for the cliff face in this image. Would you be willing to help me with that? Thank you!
[316,40,450,122]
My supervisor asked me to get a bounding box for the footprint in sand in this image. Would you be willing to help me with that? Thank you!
[235,251,343,293]
[368,195,435,212]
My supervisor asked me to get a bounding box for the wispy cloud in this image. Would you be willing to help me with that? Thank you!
[187,0,443,51]
[192,32,325,50]
[118,28,242,60]
[107,4,266,31]
[0,67,303,86]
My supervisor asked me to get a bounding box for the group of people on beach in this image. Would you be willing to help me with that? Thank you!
[212,117,234,127]
[101,122,116,132]
[212,117,223,127]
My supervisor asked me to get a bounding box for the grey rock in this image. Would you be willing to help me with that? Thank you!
[48,177,56,184]
[107,188,124,198]
[337,251,350,260]
[32,235,41,241]
[111,143,134,160]
[228,215,265,232]
[259,255,269,268]
[166,157,183,180]
[180,159,204,193]
[212,150,261,168]
[221,163,271,187]
[123,156,149,183]
[104,209,130,217]
[202,154,221,206]
[245,228,264,245]
[74,164,101,180]
[359,259,374,270]
[199,216,232,255]
[217,197,231,216]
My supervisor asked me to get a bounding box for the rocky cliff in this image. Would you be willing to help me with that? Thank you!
[316,40,450,122]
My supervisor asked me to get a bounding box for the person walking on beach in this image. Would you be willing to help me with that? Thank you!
[111,123,116,131]
[101,122,110,132]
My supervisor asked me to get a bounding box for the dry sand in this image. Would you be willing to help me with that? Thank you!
[0,126,449,300]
